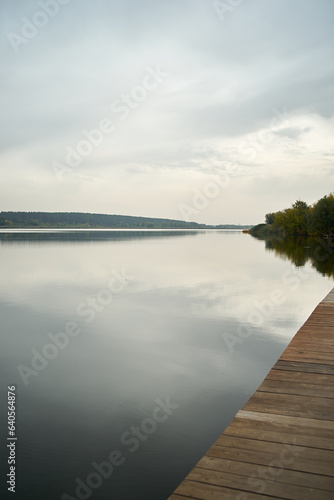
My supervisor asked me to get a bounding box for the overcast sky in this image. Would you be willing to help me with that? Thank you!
[1,0,333,224]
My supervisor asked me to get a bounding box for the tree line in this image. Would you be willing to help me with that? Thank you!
[250,193,334,237]
[0,211,252,230]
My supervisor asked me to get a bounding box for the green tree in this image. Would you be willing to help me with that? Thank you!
[272,210,288,232]
[310,194,334,236]
[265,212,276,225]
[272,201,310,235]
[290,200,310,234]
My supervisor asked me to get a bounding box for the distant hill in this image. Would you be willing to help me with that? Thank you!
[0,211,253,230]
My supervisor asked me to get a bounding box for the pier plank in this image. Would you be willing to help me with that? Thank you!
[196,456,334,491]
[186,468,333,500]
[225,419,334,450]
[257,379,334,398]
[243,392,334,420]
[206,444,334,476]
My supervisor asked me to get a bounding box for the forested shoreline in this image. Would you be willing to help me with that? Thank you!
[0,211,252,230]
[249,193,334,238]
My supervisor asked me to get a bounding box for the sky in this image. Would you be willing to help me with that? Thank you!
[1,0,334,224]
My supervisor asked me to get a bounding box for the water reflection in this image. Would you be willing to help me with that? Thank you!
[0,229,200,244]
[0,230,332,499]
[252,235,334,278]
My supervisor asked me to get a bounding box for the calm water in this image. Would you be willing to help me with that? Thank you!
[0,229,332,500]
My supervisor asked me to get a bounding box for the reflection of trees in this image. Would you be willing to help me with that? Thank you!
[255,235,334,278]
[0,230,199,245]
[264,237,309,267]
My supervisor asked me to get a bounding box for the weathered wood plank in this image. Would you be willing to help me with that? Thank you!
[235,410,334,429]
[257,379,334,398]
[273,360,334,374]
[172,480,277,500]
[214,435,334,463]
[224,427,334,450]
[197,456,334,491]
[207,444,334,476]
[266,369,334,385]
[281,353,334,364]
[243,392,334,420]
[226,418,334,449]
[187,468,333,500]
[285,345,334,352]
[286,341,334,349]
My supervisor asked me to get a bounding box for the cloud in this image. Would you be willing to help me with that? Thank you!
[1,0,334,223]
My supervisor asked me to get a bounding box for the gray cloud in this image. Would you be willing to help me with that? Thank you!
[1,0,333,223]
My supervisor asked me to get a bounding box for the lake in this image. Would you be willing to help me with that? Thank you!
[0,229,332,500]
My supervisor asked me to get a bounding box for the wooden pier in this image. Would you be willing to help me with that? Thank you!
[169,288,334,499]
